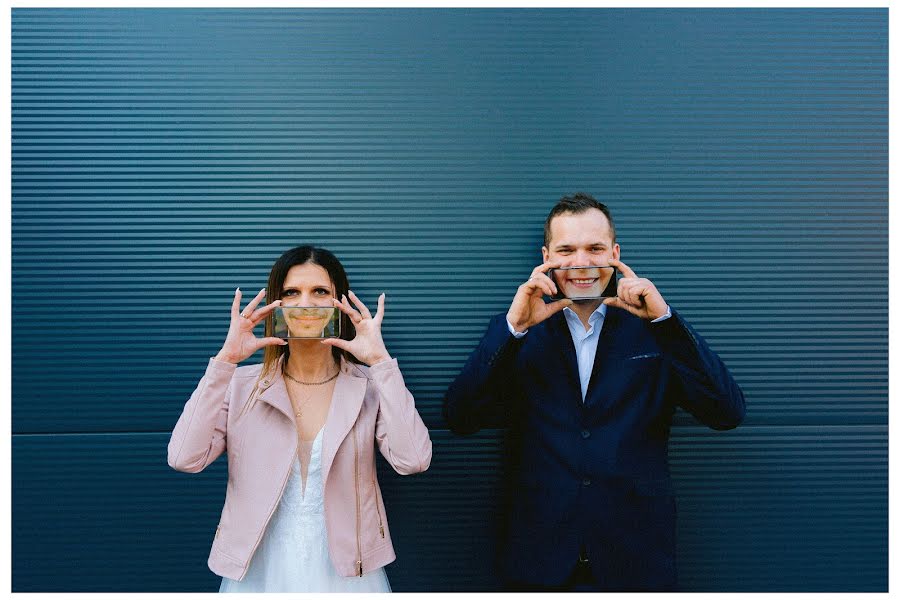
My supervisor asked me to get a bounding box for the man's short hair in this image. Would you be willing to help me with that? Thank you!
[543,192,616,247]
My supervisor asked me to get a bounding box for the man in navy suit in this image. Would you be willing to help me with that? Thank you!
[443,193,745,591]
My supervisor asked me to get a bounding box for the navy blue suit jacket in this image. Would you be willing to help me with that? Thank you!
[443,306,745,591]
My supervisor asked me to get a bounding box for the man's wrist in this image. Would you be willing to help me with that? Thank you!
[506,317,528,338]
[650,305,672,323]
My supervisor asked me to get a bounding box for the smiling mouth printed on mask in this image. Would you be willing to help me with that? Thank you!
[273,306,341,339]
[548,266,618,301]
[289,308,331,320]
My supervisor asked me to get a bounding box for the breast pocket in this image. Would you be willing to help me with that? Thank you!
[625,352,661,362]
[600,353,664,401]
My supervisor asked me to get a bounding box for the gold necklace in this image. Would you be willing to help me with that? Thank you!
[284,367,339,419]
[283,367,339,386]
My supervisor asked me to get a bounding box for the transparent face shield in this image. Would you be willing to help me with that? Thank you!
[548,266,618,301]
[272,306,341,339]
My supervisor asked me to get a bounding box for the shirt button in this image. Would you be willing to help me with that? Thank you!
[581,430,590,439]
[582,478,591,487]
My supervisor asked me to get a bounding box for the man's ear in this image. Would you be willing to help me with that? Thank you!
[542,246,549,262]
[612,243,621,261]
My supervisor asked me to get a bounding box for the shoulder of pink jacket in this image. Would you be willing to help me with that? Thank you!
[233,362,265,379]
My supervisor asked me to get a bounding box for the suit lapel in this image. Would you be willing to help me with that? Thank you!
[585,306,624,403]
[547,311,580,394]
[320,359,367,486]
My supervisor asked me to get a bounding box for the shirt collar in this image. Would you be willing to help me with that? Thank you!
[563,303,608,330]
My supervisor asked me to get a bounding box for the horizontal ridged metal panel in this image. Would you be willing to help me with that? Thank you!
[12,427,886,591]
[12,8,886,592]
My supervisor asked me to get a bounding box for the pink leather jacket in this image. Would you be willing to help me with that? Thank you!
[167,355,432,581]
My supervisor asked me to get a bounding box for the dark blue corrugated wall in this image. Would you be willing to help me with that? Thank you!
[12,8,887,592]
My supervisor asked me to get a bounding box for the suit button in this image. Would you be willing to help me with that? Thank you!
[581,430,590,439]
[582,478,591,487]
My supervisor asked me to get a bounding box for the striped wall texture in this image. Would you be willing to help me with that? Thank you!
[11,8,887,592]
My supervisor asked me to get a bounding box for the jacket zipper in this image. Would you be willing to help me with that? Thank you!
[239,438,295,580]
[352,424,363,576]
[372,477,385,538]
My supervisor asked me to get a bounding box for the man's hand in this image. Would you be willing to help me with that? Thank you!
[506,261,573,333]
[602,259,669,320]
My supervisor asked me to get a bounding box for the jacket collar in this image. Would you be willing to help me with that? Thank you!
[548,305,626,405]
[320,359,368,486]
[547,311,579,392]
[585,306,625,402]
[255,354,368,486]
[254,355,292,420]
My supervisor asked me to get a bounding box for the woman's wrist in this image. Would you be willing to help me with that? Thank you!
[213,350,240,364]
[367,354,392,367]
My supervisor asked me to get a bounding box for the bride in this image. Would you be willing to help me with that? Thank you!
[167,245,433,592]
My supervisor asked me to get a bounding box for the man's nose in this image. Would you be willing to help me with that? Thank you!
[573,250,592,264]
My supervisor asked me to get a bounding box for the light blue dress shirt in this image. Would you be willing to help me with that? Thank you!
[507,304,672,401]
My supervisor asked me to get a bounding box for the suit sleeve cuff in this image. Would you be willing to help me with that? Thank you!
[506,318,528,338]
[650,305,672,323]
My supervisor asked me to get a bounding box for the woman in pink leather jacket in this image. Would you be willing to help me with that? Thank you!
[167,246,432,592]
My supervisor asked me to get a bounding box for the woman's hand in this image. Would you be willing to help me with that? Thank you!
[321,291,392,366]
[213,288,286,364]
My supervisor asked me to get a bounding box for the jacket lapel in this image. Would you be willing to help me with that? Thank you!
[257,355,294,422]
[585,306,624,403]
[547,311,580,394]
[255,355,368,485]
[320,359,368,486]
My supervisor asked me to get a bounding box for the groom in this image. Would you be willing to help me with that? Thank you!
[443,193,745,591]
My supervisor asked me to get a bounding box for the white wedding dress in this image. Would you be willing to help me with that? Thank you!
[219,427,391,593]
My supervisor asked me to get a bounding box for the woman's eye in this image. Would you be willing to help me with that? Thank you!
[282,290,298,297]
[314,288,330,296]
